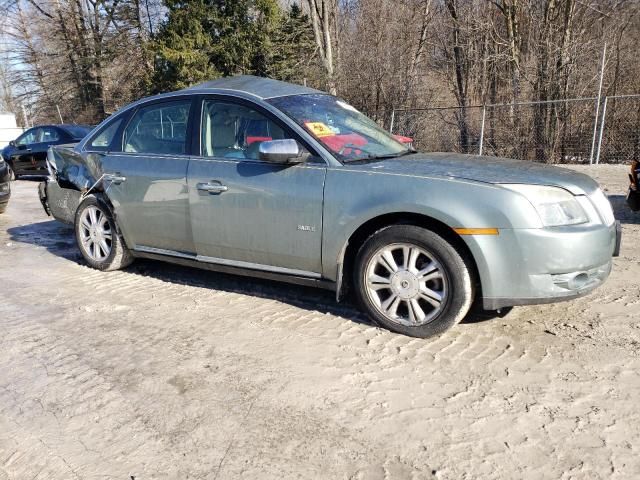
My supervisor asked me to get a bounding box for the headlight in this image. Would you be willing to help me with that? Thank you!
[501,184,588,227]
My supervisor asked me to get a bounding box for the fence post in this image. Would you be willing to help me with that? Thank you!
[389,109,395,134]
[21,105,29,128]
[478,105,486,156]
[595,96,608,165]
[589,42,607,164]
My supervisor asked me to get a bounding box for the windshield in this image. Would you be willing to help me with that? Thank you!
[268,94,412,162]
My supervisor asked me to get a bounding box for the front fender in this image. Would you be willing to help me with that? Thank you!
[321,168,540,281]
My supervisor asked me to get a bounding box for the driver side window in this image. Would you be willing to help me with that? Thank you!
[201,100,290,161]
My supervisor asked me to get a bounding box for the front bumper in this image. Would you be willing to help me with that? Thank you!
[468,221,620,311]
[483,260,612,310]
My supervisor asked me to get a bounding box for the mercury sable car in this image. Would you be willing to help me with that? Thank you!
[39,76,621,338]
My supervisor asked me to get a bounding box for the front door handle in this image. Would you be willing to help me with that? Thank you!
[197,182,228,194]
[104,173,127,185]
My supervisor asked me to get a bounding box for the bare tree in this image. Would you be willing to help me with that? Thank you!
[305,0,338,94]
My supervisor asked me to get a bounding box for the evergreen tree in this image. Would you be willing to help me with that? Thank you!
[268,3,319,83]
[152,0,281,92]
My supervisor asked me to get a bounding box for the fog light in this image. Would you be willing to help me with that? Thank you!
[567,273,589,290]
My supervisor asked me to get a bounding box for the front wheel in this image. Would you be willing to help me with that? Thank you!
[74,195,133,271]
[7,164,17,181]
[353,225,474,338]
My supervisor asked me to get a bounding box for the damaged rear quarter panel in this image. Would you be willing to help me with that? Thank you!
[51,144,105,191]
[47,145,109,224]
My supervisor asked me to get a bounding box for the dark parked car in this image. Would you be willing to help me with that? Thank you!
[0,155,10,213]
[2,124,92,179]
[627,160,639,211]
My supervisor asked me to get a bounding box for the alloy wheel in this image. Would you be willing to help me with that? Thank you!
[79,206,112,261]
[364,242,448,327]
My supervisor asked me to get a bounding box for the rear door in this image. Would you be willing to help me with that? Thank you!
[188,96,326,275]
[90,98,196,254]
[29,126,61,173]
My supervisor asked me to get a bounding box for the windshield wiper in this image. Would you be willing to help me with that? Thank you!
[343,149,417,163]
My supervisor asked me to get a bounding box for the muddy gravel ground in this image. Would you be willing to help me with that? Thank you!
[0,165,638,480]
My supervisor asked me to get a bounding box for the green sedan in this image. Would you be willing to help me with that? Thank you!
[40,76,621,338]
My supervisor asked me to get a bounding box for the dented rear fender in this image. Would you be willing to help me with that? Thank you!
[48,144,106,192]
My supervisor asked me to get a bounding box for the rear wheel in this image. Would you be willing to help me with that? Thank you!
[74,195,133,271]
[354,225,474,338]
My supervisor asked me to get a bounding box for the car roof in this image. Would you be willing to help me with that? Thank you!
[25,124,91,131]
[184,75,324,100]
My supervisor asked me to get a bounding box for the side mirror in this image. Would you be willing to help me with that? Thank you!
[258,139,309,164]
[8,140,15,147]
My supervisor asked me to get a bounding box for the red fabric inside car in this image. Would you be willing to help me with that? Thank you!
[393,135,413,144]
[319,133,368,154]
[246,136,272,145]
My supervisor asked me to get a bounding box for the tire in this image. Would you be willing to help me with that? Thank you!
[7,164,17,181]
[353,225,474,338]
[74,195,133,271]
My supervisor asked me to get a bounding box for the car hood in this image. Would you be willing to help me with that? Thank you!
[351,152,599,195]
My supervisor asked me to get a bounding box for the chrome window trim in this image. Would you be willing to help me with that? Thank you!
[188,155,326,170]
[106,152,190,160]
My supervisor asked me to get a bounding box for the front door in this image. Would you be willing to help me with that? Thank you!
[98,98,195,254]
[11,128,43,175]
[188,98,326,275]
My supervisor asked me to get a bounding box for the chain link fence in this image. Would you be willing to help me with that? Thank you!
[389,95,640,164]
[596,95,640,164]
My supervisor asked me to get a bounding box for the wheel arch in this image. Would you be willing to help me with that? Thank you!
[336,212,481,302]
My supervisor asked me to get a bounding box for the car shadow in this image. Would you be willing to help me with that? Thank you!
[609,194,640,225]
[7,220,507,330]
[13,175,48,182]
[6,220,372,327]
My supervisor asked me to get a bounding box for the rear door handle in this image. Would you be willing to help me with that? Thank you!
[197,182,228,194]
[104,173,127,185]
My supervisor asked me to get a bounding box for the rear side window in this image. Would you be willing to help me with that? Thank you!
[63,125,92,139]
[40,127,60,143]
[90,118,123,149]
[123,100,191,155]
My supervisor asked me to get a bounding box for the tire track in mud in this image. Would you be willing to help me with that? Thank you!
[0,301,438,479]
[0,304,188,479]
[3,175,640,479]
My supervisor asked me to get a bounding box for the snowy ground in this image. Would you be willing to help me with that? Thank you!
[0,164,638,479]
